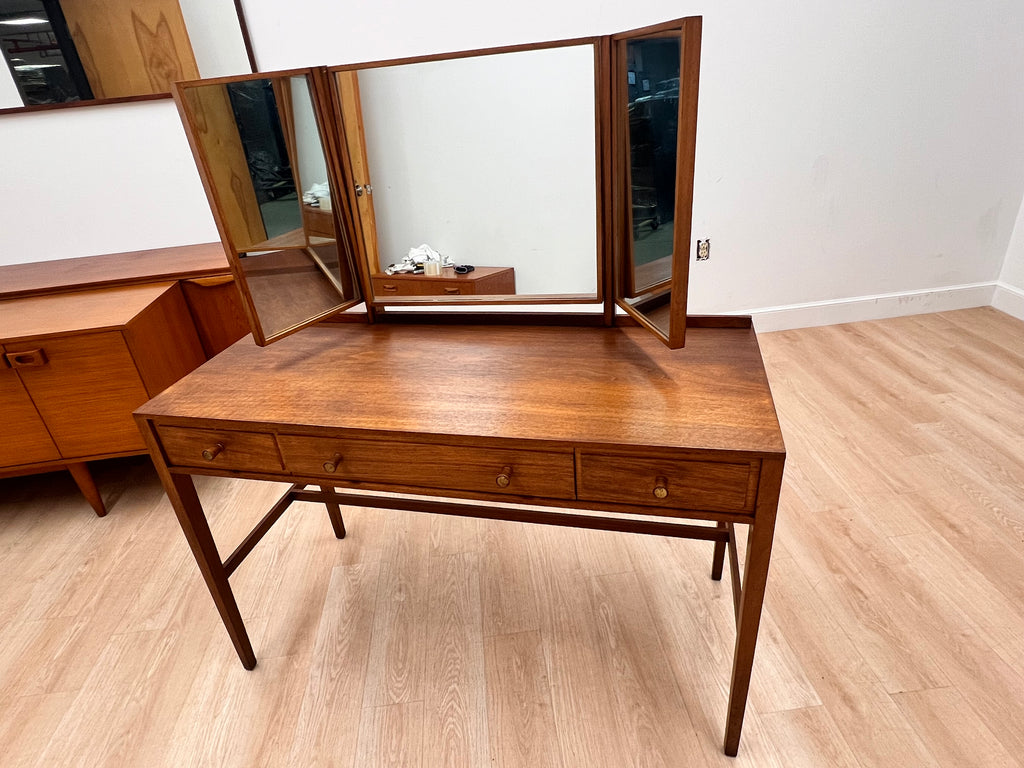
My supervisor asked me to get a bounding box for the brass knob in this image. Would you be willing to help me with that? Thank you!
[201,443,225,461]
[653,476,668,499]
[322,453,343,473]
[496,466,512,488]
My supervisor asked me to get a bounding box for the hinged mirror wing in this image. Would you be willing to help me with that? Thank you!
[612,17,701,348]
[174,68,365,346]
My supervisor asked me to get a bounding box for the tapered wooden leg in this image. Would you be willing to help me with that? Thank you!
[67,462,106,517]
[165,471,257,669]
[723,458,783,756]
[321,486,347,539]
[710,521,727,580]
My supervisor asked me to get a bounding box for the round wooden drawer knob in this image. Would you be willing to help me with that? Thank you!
[322,453,343,473]
[202,443,225,461]
[496,466,513,488]
[653,476,668,499]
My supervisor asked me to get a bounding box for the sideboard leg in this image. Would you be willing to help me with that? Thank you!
[67,462,106,517]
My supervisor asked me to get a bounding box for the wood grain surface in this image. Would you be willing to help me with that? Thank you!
[137,323,785,456]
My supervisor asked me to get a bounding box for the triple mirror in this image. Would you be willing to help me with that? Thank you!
[174,16,701,348]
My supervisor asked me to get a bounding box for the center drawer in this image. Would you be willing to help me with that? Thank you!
[278,434,575,499]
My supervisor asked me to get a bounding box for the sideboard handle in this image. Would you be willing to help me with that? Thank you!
[5,348,47,368]
[653,476,669,499]
[496,466,513,488]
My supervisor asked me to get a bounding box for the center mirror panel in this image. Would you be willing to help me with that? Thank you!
[175,71,362,345]
[333,43,602,304]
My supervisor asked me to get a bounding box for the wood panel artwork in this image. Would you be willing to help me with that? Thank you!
[59,0,199,99]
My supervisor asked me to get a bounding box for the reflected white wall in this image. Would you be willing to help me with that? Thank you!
[358,45,597,295]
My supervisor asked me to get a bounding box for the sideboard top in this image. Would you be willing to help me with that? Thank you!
[0,243,229,300]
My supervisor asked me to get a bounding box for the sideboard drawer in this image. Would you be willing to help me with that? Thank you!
[158,426,283,472]
[278,434,575,499]
[577,453,758,512]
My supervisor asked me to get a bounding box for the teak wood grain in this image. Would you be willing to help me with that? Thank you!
[135,321,784,756]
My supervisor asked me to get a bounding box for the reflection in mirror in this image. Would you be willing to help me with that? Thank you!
[178,73,359,343]
[342,44,600,301]
[625,35,680,298]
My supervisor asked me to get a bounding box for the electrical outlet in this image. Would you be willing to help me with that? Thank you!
[696,238,710,261]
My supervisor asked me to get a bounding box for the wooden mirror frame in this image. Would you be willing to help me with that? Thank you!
[173,68,365,345]
[611,16,702,349]
[173,16,702,349]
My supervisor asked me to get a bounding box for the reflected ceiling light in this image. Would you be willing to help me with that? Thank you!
[0,17,49,26]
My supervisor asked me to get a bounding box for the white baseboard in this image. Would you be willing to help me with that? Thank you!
[748,283,997,333]
[992,282,1024,321]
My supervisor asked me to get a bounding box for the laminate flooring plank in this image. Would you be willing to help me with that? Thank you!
[286,562,380,768]
[589,570,710,767]
[763,556,940,767]
[524,523,632,766]
[479,520,541,638]
[0,691,76,768]
[756,705,861,768]
[484,630,562,768]
[354,701,425,768]
[891,686,1023,768]
[362,509,432,707]
[422,551,489,768]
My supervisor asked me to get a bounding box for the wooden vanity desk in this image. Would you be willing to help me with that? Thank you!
[135,317,785,756]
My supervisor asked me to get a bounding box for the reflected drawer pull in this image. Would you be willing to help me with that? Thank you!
[382,284,398,292]
[5,348,47,368]
[443,287,461,295]
[201,443,225,461]
[322,453,343,473]
[496,466,512,488]
[653,476,669,499]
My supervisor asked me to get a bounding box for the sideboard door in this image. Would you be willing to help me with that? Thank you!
[0,357,60,467]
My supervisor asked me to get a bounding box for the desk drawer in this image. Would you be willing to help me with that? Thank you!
[577,453,757,512]
[158,426,282,472]
[278,435,575,499]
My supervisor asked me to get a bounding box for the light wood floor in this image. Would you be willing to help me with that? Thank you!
[1,307,1023,767]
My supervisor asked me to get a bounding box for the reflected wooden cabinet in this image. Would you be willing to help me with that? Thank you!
[370,266,515,297]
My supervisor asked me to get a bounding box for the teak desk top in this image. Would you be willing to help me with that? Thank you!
[136,320,785,756]
[141,322,784,457]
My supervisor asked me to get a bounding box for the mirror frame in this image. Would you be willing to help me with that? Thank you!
[173,67,366,345]
[172,16,702,349]
[0,0,256,115]
[612,16,702,349]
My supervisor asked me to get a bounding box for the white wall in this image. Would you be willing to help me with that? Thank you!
[994,196,1024,318]
[2,0,1024,328]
